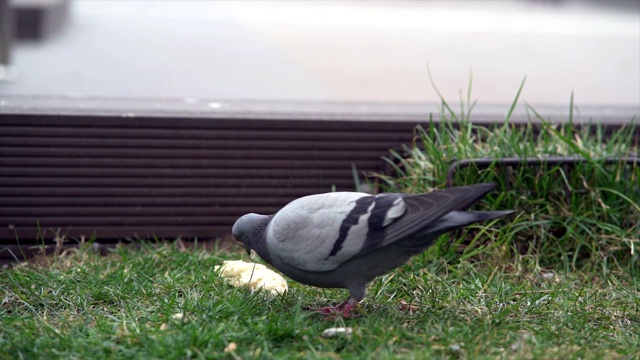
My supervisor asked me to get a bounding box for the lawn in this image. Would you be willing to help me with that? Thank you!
[1,93,639,359]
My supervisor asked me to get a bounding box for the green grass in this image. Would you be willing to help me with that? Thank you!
[1,89,639,359]
[1,240,638,359]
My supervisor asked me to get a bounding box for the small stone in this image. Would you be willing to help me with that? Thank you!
[534,294,550,306]
[322,327,353,337]
[540,272,555,280]
[224,342,238,353]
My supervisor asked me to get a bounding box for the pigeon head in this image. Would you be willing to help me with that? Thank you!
[232,213,272,259]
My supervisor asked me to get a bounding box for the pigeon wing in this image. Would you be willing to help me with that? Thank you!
[362,183,498,253]
[266,192,406,272]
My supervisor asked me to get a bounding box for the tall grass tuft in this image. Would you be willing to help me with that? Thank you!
[370,95,638,277]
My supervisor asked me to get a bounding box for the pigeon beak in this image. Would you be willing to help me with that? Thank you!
[233,237,250,256]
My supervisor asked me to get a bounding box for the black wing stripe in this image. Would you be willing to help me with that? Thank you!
[359,194,403,253]
[326,196,375,258]
[368,194,401,230]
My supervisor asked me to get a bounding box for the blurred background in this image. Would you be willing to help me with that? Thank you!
[0,0,639,110]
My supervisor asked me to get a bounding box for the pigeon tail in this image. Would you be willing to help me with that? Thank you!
[425,209,514,235]
[398,209,515,251]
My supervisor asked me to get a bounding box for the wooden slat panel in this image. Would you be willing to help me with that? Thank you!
[2,167,354,178]
[0,177,356,188]
[0,136,405,151]
[0,147,383,160]
[3,216,250,226]
[0,197,293,207]
[1,126,411,141]
[0,187,327,197]
[4,226,232,240]
[0,114,422,131]
[0,113,414,244]
[0,204,282,215]
[0,157,381,170]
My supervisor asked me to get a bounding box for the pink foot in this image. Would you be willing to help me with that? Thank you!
[307,298,360,319]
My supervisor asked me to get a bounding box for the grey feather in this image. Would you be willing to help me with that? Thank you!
[231,182,514,314]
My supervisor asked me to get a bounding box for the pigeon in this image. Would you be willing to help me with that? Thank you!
[232,182,514,317]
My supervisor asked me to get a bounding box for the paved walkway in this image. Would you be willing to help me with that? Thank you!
[1,0,638,113]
